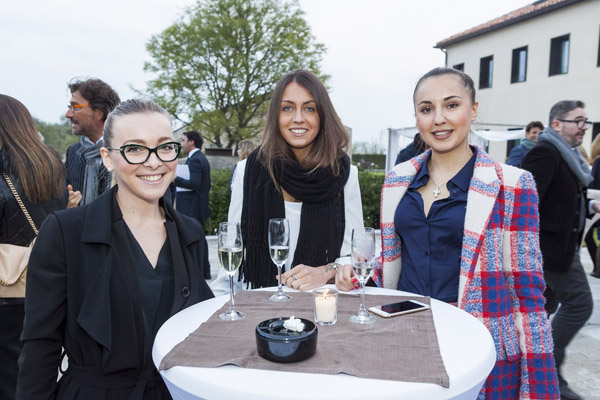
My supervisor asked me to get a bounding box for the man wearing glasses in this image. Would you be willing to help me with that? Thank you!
[521,100,596,400]
[174,130,212,279]
[65,78,120,207]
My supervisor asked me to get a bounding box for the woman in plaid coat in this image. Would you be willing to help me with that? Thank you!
[371,68,558,399]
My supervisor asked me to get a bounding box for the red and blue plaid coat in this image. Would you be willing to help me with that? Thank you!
[372,147,558,399]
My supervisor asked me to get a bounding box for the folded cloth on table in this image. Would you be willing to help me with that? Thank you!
[159,290,449,387]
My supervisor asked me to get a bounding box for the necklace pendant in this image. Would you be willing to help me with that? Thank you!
[433,186,441,198]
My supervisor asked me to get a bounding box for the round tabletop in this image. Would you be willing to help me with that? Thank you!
[153,286,496,400]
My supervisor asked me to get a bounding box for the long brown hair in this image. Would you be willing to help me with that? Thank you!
[0,94,65,202]
[258,70,349,184]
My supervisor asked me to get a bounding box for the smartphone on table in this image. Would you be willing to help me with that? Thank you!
[369,299,430,318]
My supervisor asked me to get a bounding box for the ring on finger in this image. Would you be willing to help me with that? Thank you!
[292,274,297,281]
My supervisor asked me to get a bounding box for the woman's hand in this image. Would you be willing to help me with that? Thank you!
[335,264,358,291]
[67,184,82,208]
[279,263,359,291]
[280,264,332,291]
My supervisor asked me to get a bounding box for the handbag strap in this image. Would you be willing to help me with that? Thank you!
[1,172,39,236]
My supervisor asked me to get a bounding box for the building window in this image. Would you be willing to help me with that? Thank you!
[479,56,493,89]
[549,34,570,76]
[511,46,528,83]
[453,63,464,71]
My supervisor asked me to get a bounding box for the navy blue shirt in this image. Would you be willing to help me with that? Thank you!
[395,151,476,302]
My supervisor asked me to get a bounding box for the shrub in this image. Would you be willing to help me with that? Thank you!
[206,168,233,235]
[357,170,386,229]
[353,154,386,171]
[205,168,387,235]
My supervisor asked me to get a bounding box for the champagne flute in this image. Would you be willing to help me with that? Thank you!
[218,222,245,321]
[349,227,377,324]
[268,218,291,302]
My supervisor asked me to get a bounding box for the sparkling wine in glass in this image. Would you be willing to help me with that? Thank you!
[349,227,377,324]
[218,222,245,321]
[268,218,291,302]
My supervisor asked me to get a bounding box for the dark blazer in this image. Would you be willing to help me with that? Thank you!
[590,157,600,190]
[17,186,214,400]
[64,141,111,202]
[505,144,528,167]
[174,150,211,220]
[521,141,587,272]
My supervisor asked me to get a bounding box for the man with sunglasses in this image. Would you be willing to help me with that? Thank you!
[65,78,120,207]
[174,130,212,279]
[521,100,596,400]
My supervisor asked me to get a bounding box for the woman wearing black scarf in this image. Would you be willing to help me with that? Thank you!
[212,70,364,295]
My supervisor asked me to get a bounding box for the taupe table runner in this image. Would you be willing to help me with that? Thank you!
[159,291,449,387]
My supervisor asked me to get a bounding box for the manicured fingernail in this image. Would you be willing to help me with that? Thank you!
[354,284,359,289]
[352,277,358,283]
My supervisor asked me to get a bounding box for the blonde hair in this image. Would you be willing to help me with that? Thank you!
[237,139,255,160]
[590,136,600,165]
[578,146,590,165]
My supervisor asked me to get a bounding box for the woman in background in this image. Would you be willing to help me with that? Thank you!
[230,139,256,190]
[0,94,68,400]
[213,69,362,295]
[584,135,600,277]
[17,99,213,399]
[369,67,558,398]
[236,139,256,161]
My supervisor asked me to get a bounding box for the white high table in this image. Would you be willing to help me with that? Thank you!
[153,286,496,400]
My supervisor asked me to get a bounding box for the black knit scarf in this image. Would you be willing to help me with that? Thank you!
[240,150,350,289]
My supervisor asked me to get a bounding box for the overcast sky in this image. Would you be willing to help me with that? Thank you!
[0,0,532,145]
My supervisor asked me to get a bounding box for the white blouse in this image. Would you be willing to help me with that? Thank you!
[211,158,365,296]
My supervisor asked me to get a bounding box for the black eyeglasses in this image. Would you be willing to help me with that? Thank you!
[557,119,593,129]
[106,142,181,165]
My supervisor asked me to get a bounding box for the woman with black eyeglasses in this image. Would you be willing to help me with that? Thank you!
[17,99,214,400]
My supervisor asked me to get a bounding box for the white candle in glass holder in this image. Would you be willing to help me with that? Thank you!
[314,289,337,323]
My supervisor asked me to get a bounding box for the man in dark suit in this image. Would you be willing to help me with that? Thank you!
[521,100,596,400]
[174,131,212,279]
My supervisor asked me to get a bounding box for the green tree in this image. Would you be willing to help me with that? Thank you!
[144,0,326,148]
[35,118,78,159]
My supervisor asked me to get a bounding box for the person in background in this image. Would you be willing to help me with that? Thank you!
[505,120,543,167]
[395,132,428,165]
[365,67,558,398]
[64,78,120,207]
[521,100,595,400]
[236,139,256,161]
[0,94,68,400]
[174,130,212,279]
[230,139,256,190]
[585,134,600,278]
[212,69,363,295]
[17,99,213,399]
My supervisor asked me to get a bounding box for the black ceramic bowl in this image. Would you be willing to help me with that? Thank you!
[255,317,318,363]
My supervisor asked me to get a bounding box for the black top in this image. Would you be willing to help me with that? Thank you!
[590,158,600,190]
[125,225,174,344]
[0,150,68,246]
